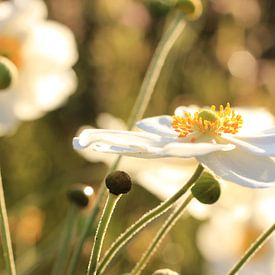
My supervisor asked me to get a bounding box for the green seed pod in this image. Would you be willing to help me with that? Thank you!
[175,0,202,20]
[0,57,18,90]
[105,171,132,195]
[67,184,94,208]
[153,269,180,275]
[191,172,221,204]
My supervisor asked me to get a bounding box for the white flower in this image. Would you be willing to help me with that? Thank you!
[0,0,78,135]
[197,186,275,275]
[73,104,275,188]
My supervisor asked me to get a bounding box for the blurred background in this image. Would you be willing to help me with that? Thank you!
[0,0,275,274]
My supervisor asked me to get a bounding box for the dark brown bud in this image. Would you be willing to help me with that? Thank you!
[67,184,94,208]
[105,171,132,195]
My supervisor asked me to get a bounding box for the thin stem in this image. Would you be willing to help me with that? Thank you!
[67,157,120,275]
[127,13,186,130]
[227,222,275,275]
[68,13,186,275]
[87,193,121,275]
[51,205,78,275]
[130,193,193,275]
[97,164,203,274]
[0,171,16,275]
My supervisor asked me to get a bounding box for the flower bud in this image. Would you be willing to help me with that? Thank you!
[191,172,221,204]
[0,57,18,90]
[105,171,132,195]
[175,0,202,20]
[67,184,94,208]
[153,269,179,275]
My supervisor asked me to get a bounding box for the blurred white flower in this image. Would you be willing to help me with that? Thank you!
[197,185,275,275]
[0,0,78,135]
[74,104,275,188]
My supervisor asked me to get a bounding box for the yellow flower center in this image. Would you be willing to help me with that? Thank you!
[172,103,243,139]
[0,36,22,68]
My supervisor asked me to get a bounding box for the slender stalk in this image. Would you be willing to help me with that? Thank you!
[0,171,16,275]
[67,157,120,275]
[87,193,121,275]
[68,13,186,275]
[227,222,275,275]
[130,193,193,275]
[51,205,78,275]
[127,13,186,129]
[97,164,203,274]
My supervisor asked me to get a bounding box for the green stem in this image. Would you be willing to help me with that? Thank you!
[51,205,78,275]
[67,157,120,275]
[87,193,121,275]
[227,222,275,275]
[97,164,203,274]
[130,193,193,275]
[127,13,186,130]
[0,171,16,275]
[68,13,186,275]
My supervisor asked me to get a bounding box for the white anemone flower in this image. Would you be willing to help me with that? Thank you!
[73,104,275,188]
[0,0,78,135]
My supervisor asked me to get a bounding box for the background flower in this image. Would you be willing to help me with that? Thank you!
[0,0,78,135]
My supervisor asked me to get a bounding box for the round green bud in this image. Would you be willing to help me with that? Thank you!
[191,172,221,204]
[153,269,179,275]
[198,109,219,123]
[105,171,132,196]
[67,184,94,208]
[175,0,202,20]
[0,57,18,90]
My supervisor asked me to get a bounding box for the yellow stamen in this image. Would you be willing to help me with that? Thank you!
[0,36,22,68]
[172,103,243,138]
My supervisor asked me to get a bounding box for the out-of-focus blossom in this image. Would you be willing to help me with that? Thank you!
[0,0,78,135]
[197,185,275,275]
[74,105,275,188]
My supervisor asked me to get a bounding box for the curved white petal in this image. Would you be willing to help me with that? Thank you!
[73,128,235,158]
[136,115,177,137]
[22,21,78,69]
[14,70,77,120]
[197,150,275,188]
[263,127,275,134]
[161,142,235,158]
[235,107,274,134]
[222,134,275,156]
[73,129,168,158]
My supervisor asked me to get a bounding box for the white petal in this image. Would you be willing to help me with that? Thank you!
[136,115,177,137]
[14,70,77,120]
[222,134,275,156]
[22,21,78,70]
[263,127,275,134]
[73,129,167,158]
[161,142,235,158]
[197,150,275,188]
[0,0,47,35]
[234,107,274,134]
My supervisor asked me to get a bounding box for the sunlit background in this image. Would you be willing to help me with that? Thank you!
[0,0,274,274]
